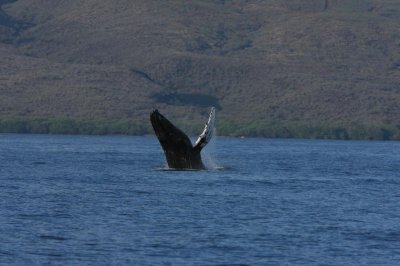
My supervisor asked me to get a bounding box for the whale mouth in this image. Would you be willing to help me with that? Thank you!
[150,110,169,135]
[150,109,160,121]
[150,109,185,146]
[150,109,167,125]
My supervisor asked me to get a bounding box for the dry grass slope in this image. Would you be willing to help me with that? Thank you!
[0,0,399,139]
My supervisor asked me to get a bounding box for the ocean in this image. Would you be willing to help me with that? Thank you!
[1,134,399,265]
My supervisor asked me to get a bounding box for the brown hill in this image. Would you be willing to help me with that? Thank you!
[0,0,399,139]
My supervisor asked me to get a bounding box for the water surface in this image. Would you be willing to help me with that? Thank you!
[0,134,399,265]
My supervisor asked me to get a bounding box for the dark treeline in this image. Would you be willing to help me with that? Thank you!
[0,117,399,140]
[0,117,150,136]
[217,121,400,141]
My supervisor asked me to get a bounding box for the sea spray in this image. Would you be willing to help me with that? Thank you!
[201,128,221,170]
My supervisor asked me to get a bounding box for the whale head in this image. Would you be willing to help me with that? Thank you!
[150,109,212,170]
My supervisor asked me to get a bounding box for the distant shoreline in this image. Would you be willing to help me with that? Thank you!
[0,116,399,141]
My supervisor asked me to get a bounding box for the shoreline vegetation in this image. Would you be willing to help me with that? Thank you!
[0,117,399,141]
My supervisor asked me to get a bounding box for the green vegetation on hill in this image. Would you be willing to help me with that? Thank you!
[0,0,399,140]
[1,116,399,141]
[0,117,150,135]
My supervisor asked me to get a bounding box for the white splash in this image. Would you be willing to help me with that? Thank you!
[201,128,222,170]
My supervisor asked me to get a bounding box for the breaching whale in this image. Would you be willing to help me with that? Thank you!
[150,107,216,170]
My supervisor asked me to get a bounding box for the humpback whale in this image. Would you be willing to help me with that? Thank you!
[150,107,216,170]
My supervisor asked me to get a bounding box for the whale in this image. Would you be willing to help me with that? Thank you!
[150,107,215,170]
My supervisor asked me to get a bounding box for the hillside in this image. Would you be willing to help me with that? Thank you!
[0,0,400,139]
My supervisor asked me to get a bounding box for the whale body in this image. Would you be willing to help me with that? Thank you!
[150,107,215,170]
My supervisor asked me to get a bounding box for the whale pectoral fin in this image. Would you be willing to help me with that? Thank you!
[194,107,216,151]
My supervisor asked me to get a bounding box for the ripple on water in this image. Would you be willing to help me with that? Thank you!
[1,135,399,265]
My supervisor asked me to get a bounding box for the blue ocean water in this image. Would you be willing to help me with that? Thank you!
[0,134,399,265]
